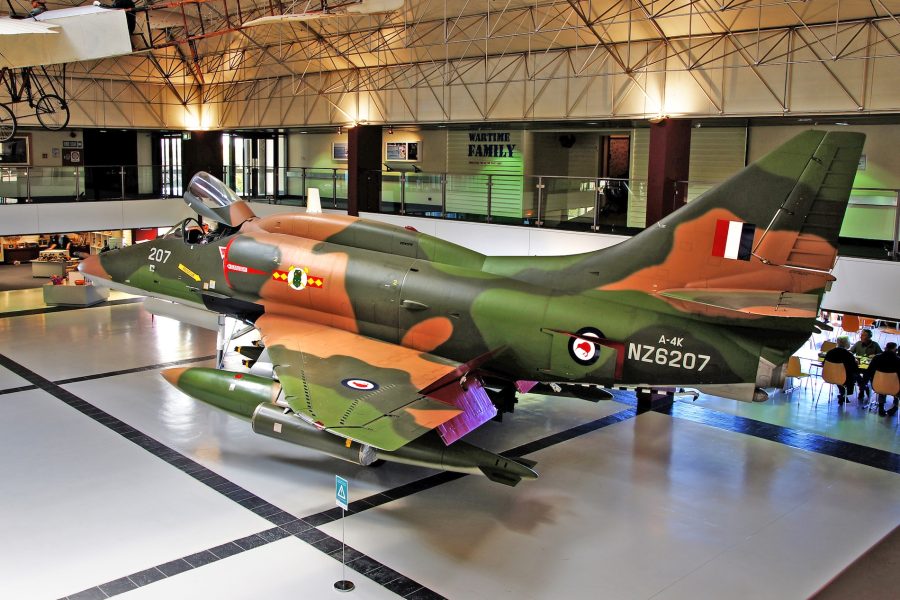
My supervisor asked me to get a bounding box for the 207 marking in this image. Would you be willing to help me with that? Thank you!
[628,343,710,372]
[148,248,171,263]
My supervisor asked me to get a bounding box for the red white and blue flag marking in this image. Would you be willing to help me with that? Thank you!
[712,219,755,261]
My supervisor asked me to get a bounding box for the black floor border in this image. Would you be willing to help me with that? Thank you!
[0,297,143,319]
[0,383,38,396]
[302,407,639,525]
[0,354,217,397]
[0,352,442,600]
[54,354,218,386]
[63,524,445,600]
[9,333,896,598]
[607,390,900,474]
[655,400,900,474]
[61,406,644,600]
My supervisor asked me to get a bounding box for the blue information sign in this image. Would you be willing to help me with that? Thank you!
[335,475,349,510]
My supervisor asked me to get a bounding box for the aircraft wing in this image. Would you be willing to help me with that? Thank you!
[0,18,59,35]
[255,314,463,451]
[0,7,131,68]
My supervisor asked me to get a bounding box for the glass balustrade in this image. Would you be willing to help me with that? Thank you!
[1,164,896,262]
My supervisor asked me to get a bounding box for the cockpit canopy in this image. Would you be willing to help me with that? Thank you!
[183,172,256,227]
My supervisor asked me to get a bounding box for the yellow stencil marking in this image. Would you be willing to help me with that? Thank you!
[178,263,201,282]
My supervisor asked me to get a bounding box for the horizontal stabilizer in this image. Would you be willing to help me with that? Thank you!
[659,289,820,318]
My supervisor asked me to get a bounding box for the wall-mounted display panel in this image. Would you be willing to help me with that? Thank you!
[386,141,419,161]
[332,142,348,161]
[0,135,31,165]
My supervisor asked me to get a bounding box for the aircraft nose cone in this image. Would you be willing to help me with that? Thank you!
[78,254,110,281]
[160,368,187,386]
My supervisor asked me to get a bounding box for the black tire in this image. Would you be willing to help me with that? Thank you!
[0,104,16,142]
[35,94,70,131]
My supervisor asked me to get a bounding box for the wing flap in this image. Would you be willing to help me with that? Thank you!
[256,314,464,451]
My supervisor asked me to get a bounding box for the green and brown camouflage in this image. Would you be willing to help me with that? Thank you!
[79,130,864,484]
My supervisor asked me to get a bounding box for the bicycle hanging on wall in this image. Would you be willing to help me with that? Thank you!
[0,64,70,141]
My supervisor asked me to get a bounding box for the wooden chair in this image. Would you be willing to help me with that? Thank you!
[784,356,811,395]
[818,360,847,405]
[820,340,837,355]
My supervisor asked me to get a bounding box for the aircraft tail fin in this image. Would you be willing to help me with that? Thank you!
[593,130,865,303]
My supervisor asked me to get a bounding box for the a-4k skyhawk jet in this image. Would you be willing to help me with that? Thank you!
[79,130,864,485]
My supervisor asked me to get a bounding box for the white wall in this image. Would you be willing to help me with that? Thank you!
[0,199,193,236]
[822,258,900,321]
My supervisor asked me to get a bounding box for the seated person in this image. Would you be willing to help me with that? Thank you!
[824,336,858,404]
[850,329,882,398]
[864,342,900,416]
[850,329,882,358]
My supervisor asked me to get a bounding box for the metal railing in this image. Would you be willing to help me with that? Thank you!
[0,165,352,207]
[378,171,645,234]
[1,164,896,261]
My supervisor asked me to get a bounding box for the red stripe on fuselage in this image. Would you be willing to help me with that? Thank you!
[221,238,267,288]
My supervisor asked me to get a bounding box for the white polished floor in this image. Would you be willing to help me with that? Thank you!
[0,297,898,600]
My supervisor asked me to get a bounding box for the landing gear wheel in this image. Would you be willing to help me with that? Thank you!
[35,94,69,131]
[0,104,16,142]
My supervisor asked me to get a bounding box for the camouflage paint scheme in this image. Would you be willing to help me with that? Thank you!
[80,130,864,477]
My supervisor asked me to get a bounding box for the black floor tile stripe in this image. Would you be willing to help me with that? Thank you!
[0,354,217,396]
[0,297,143,319]
[655,401,900,474]
[305,407,639,523]
[6,336,890,598]
[608,391,900,474]
[0,383,38,395]
[54,354,218,385]
[0,351,440,600]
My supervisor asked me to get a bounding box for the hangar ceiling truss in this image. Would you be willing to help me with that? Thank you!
[15,0,900,128]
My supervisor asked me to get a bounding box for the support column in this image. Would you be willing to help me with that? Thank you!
[181,131,224,187]
[645,119,691,226]
[347,125,383,216]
